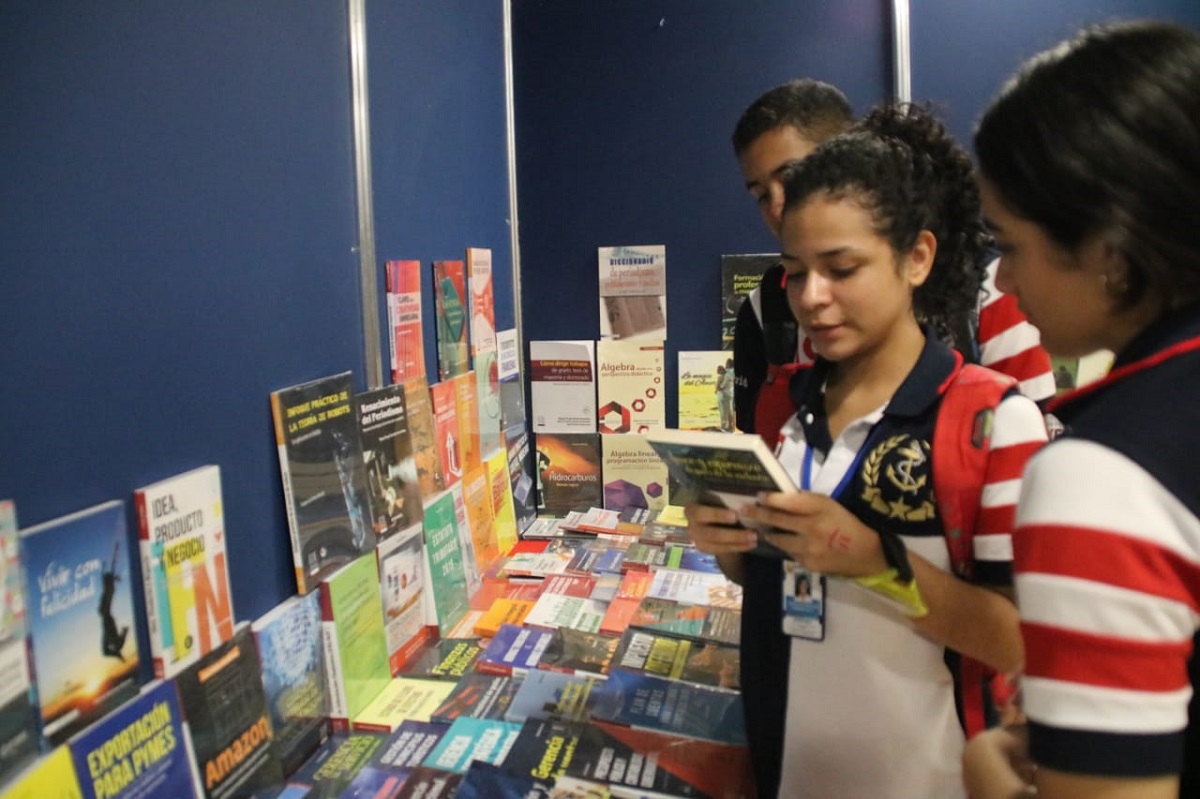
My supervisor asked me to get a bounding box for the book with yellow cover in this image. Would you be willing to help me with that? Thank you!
[350,678,456,734]
[472,597,535,639]
[3,745,83,799]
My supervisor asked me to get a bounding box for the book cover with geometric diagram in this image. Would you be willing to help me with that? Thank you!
[386,259,426,385]
[250,590,328,778]
[433,260,470,381]
[598,245,668,341]
[68,678,201,799]
[600,434,669,515]
[0,499,37,787]
[356,384,425,544]
[677,350,730,431]
[419,491,471,638]
[270,371,374,595]
[596,339,665,433]
[429,380,463,490]
[528,340,597,435]
[400,377,446,500]
[134,464,235,680]
[377,524,430,676]
[534,432,602,517]
[484,449,519,558]
[20,500,140,749]
[175,624,283,799]
[317,553,391,732]
[720,253,778,350]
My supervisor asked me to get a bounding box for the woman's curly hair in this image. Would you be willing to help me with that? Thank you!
[780,103,990,350]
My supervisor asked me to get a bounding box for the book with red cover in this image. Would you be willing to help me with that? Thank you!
[430,380,463,489]
[387,259,426,384]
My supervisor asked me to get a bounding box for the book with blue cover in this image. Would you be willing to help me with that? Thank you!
[283,732,384,798]
[341,718,448,795]
[420,717,521,774]
[429,674,519,725]
[68,679,201,799]
[585,669,746,745]
[251,591,328,777]
[20,500,141,748]
[475,624,557,676]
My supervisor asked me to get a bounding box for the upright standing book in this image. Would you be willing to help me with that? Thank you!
[270,371,374,594]
[402,377,446,499]
[720,253,778,349]
[596,340,666,434]
[467,248,502,457]
[2,744,83,799]
[386,259,426,384]
[496,329,527,433]
[598,245,668,341]
[68,678,201,799]
[251,591,328,777]
[535,433,602,517]
[484,449,519,558]
[433,259,469,381]
[460,466,499,578]
[0,500,37,788]
[600,434,669,515]
[503,425,537,533]
[429,380,463,489]
[529,340,597,435]
[677,351,731,432]
[21,500,140,748]
[176,625,283,799]
[134,465,236,679]
[377,523,431,675]
[317,553,391,731]
[420,490,471,637]
[452,371,481,477]
[356,384,425,543]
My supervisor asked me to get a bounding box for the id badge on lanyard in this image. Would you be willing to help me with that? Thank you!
[780,437,872,642]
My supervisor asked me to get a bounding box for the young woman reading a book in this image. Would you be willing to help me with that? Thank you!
[684,104,1048,798]
[962,21,1200,799]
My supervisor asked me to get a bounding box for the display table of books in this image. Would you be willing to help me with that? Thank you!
[1,499,753,799]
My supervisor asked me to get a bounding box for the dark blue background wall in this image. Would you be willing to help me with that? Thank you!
[912,0,1200,152]
[0,0,514,649]
[3,1,1197,655]
[511,0,890,427]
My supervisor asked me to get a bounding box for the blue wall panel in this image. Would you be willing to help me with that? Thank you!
[512,1,890,425]
[368,0,515,381]
[911,0,1200,155]
[0,1,361,635]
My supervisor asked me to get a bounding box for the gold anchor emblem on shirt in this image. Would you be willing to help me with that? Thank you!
[861,434,937,521]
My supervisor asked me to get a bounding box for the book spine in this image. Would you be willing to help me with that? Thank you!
[134,489,167,679]
[320,590,349,731]
[349,719,392,734]
[270,392,306,594]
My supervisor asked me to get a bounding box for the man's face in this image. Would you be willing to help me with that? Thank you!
[737,126,818,239]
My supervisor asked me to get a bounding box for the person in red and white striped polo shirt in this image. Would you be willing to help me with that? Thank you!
[963,20,1200,799]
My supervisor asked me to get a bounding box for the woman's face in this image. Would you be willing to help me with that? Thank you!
[779,193,929,365]
[981,178,1118,357]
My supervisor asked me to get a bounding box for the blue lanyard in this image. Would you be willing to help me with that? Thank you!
[799,423,880,499]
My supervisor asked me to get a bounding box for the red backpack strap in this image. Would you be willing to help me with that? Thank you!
[932,362,1017,579]
[754,362,808,450]
[933,361,1017,739]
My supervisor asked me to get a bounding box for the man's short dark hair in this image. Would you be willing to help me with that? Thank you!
[732,79,854,155]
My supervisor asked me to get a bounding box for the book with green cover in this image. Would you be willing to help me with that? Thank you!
[318,553,391,731]
[420,491,471,637]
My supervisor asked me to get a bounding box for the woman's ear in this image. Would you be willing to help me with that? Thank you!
[906,229,937,287]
